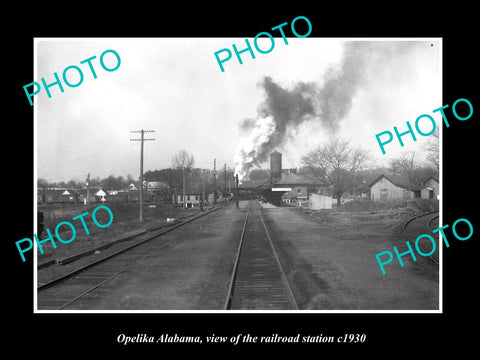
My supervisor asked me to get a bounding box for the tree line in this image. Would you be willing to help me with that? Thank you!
[299,136,438,206]
[37,174,137,191]
[38,135,438,207]
[37,150,236,201]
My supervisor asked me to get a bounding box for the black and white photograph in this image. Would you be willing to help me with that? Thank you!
[33,37,441,311]
[7,7,478,355]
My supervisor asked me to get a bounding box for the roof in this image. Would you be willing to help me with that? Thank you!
[368,174,422,191]
[146,181,169,189]
[273,173,329,187]
[40,188,81,196]
[76,188,108,196]
[238,179,270,189]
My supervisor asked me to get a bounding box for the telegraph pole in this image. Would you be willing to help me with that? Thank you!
[224,163,227,197]
[183,166,186,209]
[235,174,239,209]
[213,158,217,205]
[202,169,205,211]
[86,173,90,206]
[130,129,155,222]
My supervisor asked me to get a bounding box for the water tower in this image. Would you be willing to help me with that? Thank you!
[270,151,282,184]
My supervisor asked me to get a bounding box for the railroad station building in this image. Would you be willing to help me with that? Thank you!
[258,151,332,207]
[270,172,331,207]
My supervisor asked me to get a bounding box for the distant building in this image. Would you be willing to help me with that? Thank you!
[174,193,201,208]
[108,190,153,202]
[238,179,270,199]
[421,176,439,200]
[77,188,108,203]
[39,189,80,204]
[146,181,169,193]
[270,172,331,207]
[368,174,422,200]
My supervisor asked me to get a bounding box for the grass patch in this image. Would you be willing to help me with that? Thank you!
[36,202,202,260]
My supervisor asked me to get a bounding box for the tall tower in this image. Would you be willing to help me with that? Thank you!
[270,151,282,185]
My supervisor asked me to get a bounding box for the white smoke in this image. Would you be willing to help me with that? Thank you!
[234,115,276,181]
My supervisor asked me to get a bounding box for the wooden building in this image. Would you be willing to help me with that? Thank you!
[173,193,201,208]
[39,189,80,204]
[368,174,421,200]
[269,173,331,207]
[421,176,439,200]
[107,190,157,202]
[76,188,108,203]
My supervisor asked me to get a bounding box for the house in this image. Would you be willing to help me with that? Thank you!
[174,193,202,208]
[421,176,439,199]
[76,188,109,203]
[368,174,422,201]
[146,181,169,193]
[94,189,108,202]
[108,190,154,202]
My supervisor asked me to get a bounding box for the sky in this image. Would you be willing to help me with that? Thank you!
[35,38,441,183]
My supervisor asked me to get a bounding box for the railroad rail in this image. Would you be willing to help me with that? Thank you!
[403,211,440,264]
[37,205,226,310]
[225,200,298,310]
[428,214,440,233]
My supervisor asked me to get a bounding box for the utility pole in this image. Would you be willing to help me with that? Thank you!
[130,129,155,222]
[86,173,90,207]
[235,174,239,209]
[202,169,205,211]
[224,163,227,197]
[182,166,186,209]
[213,158,217,205]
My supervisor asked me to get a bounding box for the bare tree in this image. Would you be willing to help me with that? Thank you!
[172,150,195,170]
[301,139,369,206]
[425,130,439,173]
[171,150,195,206]
[389,151,421,183]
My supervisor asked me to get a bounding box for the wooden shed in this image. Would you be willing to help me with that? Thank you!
[421,176,439,199]
[368,174,421,201]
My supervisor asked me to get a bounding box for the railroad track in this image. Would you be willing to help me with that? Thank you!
[403,211,440,264]
[37,205,226,310]
[225,200,298,310]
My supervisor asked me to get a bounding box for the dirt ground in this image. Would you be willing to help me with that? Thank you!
[291,198,438,241]
[263,199,440,310]
[36,202,210,262]
[37,199,437,263]
[53,202,248,310]
[36,199,440,310]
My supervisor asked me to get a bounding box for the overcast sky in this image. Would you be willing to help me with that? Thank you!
[35,38,441,183]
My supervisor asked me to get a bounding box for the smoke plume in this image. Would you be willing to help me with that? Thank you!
[233,41,421,180]
[234,77,316,180]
